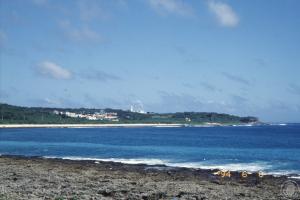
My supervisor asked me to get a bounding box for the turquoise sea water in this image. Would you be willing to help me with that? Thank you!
[0,124,300,176]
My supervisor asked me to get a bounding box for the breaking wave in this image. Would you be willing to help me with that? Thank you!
[43,156,300,176]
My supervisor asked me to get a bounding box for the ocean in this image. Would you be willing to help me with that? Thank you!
[0,124,300,177]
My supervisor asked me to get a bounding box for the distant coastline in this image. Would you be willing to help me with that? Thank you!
[0,103,260,126]
[0,123,184,128]
[0,122,255,128]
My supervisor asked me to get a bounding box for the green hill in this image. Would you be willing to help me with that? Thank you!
[0,103,258,125]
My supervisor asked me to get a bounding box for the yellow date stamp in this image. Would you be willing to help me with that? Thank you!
[213,170,264,178]
[213,170,231,177]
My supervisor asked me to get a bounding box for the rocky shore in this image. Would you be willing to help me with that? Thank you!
[0,155,299,200]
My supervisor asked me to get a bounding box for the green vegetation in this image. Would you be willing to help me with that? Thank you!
[0,103,258,125]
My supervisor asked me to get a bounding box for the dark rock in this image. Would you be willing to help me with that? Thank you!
[97,189,113,197]
[176,191,187,198]
[237,192,246,197]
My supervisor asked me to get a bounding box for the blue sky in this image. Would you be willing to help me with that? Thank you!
[0,0,300,122]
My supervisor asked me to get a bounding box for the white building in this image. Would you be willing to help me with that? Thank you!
[86,116,97,120]
[53,110,119,121]
[130,101,146,114]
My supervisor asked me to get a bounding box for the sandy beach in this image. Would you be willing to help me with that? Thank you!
[0,124,184,129]
[0,155,299,200]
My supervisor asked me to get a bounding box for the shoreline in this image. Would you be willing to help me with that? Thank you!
[1,155,299,199]
[0,123,185,128]
[0,123,256,128]
[2,154,300,178]
[43,156,300,178]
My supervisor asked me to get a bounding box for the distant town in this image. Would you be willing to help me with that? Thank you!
[52,102,147,122]
[53,110,119,121]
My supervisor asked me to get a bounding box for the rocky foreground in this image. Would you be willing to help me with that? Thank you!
[0,155,299,200]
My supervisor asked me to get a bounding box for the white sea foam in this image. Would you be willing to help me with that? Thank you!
[265,170,300,177]
[167,162,271,172]
[289,176,300,179]
[92,158,169,165]
[279,123,287,126]
[43,156,299,176]
[269,123,287,126]
[44,156,169,165]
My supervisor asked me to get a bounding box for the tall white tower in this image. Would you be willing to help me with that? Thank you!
[130,101,146,114]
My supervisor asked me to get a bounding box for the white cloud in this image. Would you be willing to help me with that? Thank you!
[59,20,102,43]
[208,0,239,27]
[37,61,72,80]
[148,0,193,17]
